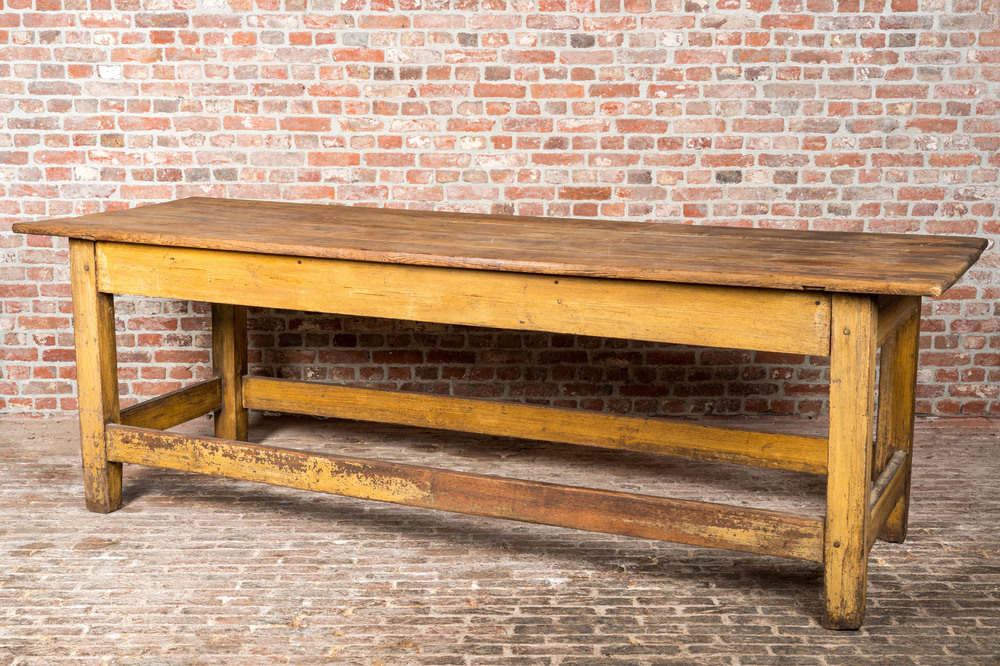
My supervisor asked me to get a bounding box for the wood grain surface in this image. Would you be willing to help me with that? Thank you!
[96,242,833,355]
[241,376,830,473]
[68,239,122,513]
[13,197,988,296]
[211,303,248,442]
[105,424,825,562]
[874,305,921,544]
[118,377,221,432]
[868,451,908,551]
[824,293,879,630]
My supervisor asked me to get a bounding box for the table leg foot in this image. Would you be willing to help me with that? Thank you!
[82,462,122,514]
[823,608,865,631]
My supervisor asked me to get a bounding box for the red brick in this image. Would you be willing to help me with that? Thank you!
[899,187,946,201]
[279,117,332,132]
[473,83,527,98]
[530,83,585,98]
[616,119,669,133]
[558,186,612,200]
[815,153,866,167]
[330,48,384,62]
[761,14,814,29]
[906,118,959,133]
[307,152,360,166]
[876,84,930,98]
[590,83,639,97]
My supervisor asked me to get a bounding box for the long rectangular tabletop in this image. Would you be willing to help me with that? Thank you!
[13,197,988,296]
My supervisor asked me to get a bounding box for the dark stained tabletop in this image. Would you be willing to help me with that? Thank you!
[12,197,988,296]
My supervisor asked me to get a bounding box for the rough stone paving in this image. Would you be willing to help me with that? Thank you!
[1,415,998,663]
[1,2,999,419]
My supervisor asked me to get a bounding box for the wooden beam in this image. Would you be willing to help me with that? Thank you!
[867,451,908,551]
[69,239,122,513]
[242,377,829,474]
[95,242,833,356]
[876,295,921,347]
[119,378,222,431]
[874,305,921,543]
[824,293,878,630]
[105,424,825,563]
[212,304,248,441]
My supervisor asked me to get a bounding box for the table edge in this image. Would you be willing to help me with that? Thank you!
[11,208,990,298]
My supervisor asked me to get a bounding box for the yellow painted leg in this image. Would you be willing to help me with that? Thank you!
[69,239,122,513]
[824,294,878,630]
[212,303,248,441]
[874,300,921,542]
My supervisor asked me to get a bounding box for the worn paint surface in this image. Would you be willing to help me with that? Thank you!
[242,376,830,474]
[68,239,122,513]
[824,294,878,630]
[874,308,921,544]
[105,424,823,562]
[119,378,221,431]
[95,241,834,356]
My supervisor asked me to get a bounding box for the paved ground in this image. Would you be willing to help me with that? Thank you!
[1,415,998,665]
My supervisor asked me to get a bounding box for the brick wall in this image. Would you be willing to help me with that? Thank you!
[1,0,998,419]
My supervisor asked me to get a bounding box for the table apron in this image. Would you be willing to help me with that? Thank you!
[95,242,833,356]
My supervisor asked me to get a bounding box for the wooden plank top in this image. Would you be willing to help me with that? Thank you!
[13,197,988,296]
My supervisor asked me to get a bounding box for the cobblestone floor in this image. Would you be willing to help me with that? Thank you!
[1,415,998,664]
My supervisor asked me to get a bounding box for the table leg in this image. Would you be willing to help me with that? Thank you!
[824,294,877,630]
[874,300,921,542]
[69,239,122,513]
[212,303,248,441]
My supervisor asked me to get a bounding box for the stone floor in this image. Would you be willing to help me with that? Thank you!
[1,415,998,665]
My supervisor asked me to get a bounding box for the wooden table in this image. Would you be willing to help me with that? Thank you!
[13,198,987,629]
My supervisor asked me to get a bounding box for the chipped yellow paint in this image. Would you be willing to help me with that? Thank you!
[104,424,824,563]
[325,463,427,505]
[157,437,428,506]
